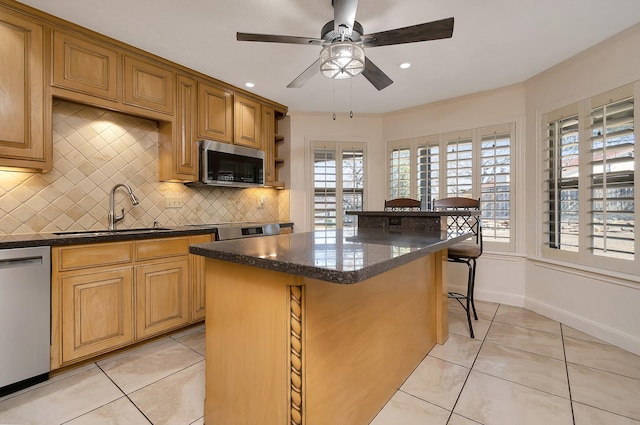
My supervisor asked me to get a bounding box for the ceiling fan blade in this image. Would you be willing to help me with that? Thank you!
[237,32,323,46]
[332,0,358,35]
[362,57,393,91]
[362,17,454,47]
[287,58,321,88]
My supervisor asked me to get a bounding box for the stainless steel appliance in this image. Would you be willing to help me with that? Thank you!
[188,222,281,240]
[0,246,51,397]
[216,223,281,240]
[192,140,265,188]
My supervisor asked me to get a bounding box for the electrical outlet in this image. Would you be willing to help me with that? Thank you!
[165,196,183,208]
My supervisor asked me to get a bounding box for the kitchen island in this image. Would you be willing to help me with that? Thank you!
[190,228,470,425]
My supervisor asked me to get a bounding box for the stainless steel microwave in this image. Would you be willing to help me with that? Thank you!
[197,140,264,188]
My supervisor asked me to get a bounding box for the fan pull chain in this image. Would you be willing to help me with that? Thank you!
[350,78,353,118]
[333,80,336,120]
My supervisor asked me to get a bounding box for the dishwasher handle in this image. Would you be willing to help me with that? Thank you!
[0,256,44,269]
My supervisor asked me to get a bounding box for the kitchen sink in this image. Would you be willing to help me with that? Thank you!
[54,227,170,237]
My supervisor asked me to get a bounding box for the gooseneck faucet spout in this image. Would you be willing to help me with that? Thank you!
[108,183,139,231]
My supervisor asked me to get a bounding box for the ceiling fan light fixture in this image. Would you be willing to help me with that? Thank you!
[319,42,365,80]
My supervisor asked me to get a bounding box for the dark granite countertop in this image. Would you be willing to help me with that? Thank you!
[0,226,216,249]
[0,222,293,249]
[189,228,471,284]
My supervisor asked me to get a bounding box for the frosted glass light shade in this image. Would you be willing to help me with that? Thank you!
[319,43,365,80]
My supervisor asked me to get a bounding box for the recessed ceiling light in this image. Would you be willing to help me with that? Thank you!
[245,82,255,88]
[399,62,411,69]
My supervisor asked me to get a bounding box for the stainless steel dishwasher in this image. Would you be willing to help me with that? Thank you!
[0,246,51,397]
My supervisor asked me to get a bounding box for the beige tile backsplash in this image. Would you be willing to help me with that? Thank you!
[0,100,288,235]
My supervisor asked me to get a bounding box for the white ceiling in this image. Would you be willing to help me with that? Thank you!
[17,0,640,114]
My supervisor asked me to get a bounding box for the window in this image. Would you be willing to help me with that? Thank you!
[544,108,580,252]
[313,142,365,230]
[417,141,439,210]
[543,84,637,272]
[387,125,515,250]
[446,136,473,197]
[389,147,411,199]
[590,96,635,260]
[481,130,512,243]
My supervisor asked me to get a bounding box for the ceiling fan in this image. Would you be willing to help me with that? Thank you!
[236,0,454,91]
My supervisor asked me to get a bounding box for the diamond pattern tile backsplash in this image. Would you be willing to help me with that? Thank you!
[0,100,289,235]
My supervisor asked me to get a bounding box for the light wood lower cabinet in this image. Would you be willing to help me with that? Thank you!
[51,235,209,369]
[135,259,190,338]
[61,267,134,364]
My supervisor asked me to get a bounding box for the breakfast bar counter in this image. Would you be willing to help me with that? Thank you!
[190,228,469,425]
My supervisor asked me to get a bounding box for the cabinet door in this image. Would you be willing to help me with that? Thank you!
[234,95,262,149]
[123,55,175,114]
[159,75,197,181]
[0,10,49,171]
[190,234,212,322]
[262,105,276,185]
[198,81,233,143]
[135,258,190,338]
[61,267,134,363]
[52,30,118,101]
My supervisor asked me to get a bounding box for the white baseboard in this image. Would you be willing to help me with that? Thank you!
[448,284,525,307]
[448,283,640,356]
[526,297,640,356]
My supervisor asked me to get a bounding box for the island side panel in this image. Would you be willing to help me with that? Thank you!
[436,248,449,344]
[303,254,438,425]
[203,259,295,424]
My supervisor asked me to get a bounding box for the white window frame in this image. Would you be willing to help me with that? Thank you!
[387,124,516,252]
[311,141,367,230]
[541,83,639,275]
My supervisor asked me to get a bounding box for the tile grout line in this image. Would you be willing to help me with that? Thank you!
[560,325,576,425]
[95,362,154,425]
[445,303,499,425]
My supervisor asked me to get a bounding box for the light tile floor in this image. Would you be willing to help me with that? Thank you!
[1,302,639,425]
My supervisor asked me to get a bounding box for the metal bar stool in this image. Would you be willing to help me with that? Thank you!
[433,197,483,338]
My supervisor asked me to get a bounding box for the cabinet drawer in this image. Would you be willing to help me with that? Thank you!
[136,237,190,261]
[58,242,133,271]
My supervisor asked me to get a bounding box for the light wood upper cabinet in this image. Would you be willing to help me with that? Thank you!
[0,9,50,171]
[175,75,198,177]
[52,30,118,101]
[234,95,262,149]
[198,81,233,143]
[123,55,175,115]
[159,74,198,181]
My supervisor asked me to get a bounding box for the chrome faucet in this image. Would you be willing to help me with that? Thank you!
[108,183,140,231]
